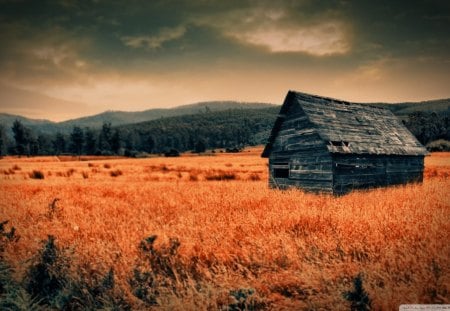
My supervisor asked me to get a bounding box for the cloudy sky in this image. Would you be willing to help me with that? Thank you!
[0,0,449,121]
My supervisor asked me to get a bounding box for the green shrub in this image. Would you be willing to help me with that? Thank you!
[24,236,130,310]
[343,274,372,311]
[129,235,190,306]
[228,288,265,310]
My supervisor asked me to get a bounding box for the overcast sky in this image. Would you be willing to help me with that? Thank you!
[0,0,449,121]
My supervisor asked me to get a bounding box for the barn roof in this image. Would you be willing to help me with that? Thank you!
[262,91,428,158]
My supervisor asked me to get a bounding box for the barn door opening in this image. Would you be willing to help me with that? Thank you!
[272,162,289,178]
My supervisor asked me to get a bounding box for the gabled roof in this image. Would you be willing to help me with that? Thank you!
[262,91,428,158]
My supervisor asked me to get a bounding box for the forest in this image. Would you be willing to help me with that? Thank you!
[0,107,449,157]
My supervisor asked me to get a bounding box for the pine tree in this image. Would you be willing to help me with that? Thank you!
[70,126,84,155]
[84,128,97,155]
[11,120,32,156]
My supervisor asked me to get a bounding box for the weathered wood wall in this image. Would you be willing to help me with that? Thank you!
[268,100,333,193]
[332,154,424,194]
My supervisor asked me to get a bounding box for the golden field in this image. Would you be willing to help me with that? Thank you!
[0,148,449,310]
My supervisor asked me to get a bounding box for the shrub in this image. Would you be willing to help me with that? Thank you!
[25,236,69,306]
[225,147,242,153]
[3,168,15,175]
[248,173,261,181]
[24,236,129,310]
[228,288,265,310]
[205,171,236,181]
[189,173,198,181]
[0,223,38,311]
[0,220,19,253]
[47,198,61,219]
[110,169,122,177]
[12,165,21,171]
[343,274,372,311]
[129,235,190,306]
[29,170,45,179]
[164,149,180,157]
[103,163,111,169]
[66,168,76,177]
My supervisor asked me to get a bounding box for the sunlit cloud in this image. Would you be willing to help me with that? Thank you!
[192,5,350,56]
[0,0,448,120]
[228,22,350,55]
[121,26,186,49]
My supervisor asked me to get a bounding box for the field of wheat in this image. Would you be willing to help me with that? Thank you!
[0,148,449,310]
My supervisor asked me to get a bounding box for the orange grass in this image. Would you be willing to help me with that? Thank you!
[0,148,449,309]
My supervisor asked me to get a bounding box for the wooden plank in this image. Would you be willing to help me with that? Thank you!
[285,140,326,151]
[290,171,333,181]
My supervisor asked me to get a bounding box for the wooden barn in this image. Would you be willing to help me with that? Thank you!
[261,91,428,195]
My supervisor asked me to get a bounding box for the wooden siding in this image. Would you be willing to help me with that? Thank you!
[268,100,333,193]
[332,154,424,194]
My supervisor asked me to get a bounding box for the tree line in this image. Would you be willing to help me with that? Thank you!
[0,108,448,157]
[0,108,277,156]
[403,111,450,145]
[0,121,134,157]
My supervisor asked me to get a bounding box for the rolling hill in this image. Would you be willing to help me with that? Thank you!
[0,98,450,141]
[370,98,450,116]
[0,101,276,136]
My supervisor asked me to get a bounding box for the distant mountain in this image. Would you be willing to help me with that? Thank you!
[114,99,450,152]
[1,98,448,154]
[0,101,276,137]
[58,101,276,129]
[0,98,449,139]
[370,98,450,116]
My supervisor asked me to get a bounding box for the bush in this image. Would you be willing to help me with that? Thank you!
[343,274,372,311]
[228,288,265,310]
[0,220,19,253]
[129,235,190,306]
[205,171,236,181]
[225,147,242,153]
[66,168,76,177]
[24,236,130,310]
[189,173,198,181]
[248,173,261,181]
[25,236,69,306]
[110,169,122,177]
[0,222,37,311]
[164,149,180,157]
[29,170,45,179]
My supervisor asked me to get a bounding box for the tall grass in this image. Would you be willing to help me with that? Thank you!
[0,149,448,309]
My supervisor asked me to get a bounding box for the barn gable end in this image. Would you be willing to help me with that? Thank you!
[262,91,428,195]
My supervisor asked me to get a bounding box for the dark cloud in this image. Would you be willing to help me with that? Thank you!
[0,0,449,119]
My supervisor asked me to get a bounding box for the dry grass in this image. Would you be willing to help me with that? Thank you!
[0,147,449,309]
